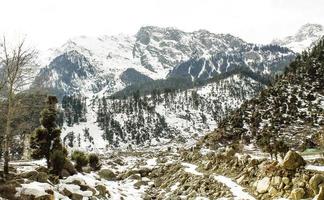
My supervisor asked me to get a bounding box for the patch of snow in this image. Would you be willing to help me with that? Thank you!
[181,162,203,176]
[214,175,256,200]
[305,164,324,172]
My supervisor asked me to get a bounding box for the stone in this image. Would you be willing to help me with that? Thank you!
[95,184,109,196]
[282,177,290,185]
[63,160,77,176]
[290,188,305,200]
[268,186,278,196]
[20,194,53,200]
[309,174,324,194]
[35,166,48,173]
[237,175,246,184]
[98,169,116,181]
[128,174,141,180]
[271,176,282,187]
[71,193,83,200]
[256,177,271,194]
[224,147,236,157]
[37,172,49,183]
[21,170,38,180]
[282,151,306,170]
[315,184,324,200]
[61,169,70,178]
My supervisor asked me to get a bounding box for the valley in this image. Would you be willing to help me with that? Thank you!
[0,22,324,200]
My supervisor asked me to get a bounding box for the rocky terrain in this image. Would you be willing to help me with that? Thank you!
[2,145,324,200]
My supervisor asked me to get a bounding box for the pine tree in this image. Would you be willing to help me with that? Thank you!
[30,96,66,169]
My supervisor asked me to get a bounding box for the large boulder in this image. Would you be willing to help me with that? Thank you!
[290,188,305,200]
[310,174,324,194]
[21,170,38,180]
[36,172,49,183]
[256,177,271,194]
[98,169,116,181]
[63,160,77,176]
[315,184,324,200]
[282,151,306,170]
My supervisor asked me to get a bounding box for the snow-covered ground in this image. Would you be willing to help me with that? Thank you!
[214,175,256,200]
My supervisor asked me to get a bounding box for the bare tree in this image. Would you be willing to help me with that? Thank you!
[0,36,38,176]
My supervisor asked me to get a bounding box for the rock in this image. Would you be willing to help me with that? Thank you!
[282,177,290,185]
[71,193,83,200]
[224,147,235,157]
[20,194,53,200]
[95,184,110,196]
[154,178,163,187]
[0,184,19,199]
[98,169,116,181]
[237,175,246,184]
[271,176,282,187]
[134,180,148,189]
[82,166,92,173]
[35,166,48,173]
[310,174,324,194]
[282,151,306,170]
[61,169,71,178]
[204,161,212,170]
[315,184,324,200]
[63,160,77,176]
[256,177,271,194]
[21,170,38,180]
[49,175,59,184]
[268,187,278,196]
[62,188,73,197]
[37,172,49,183]
[128,174,141,180]
[290,188,305,200]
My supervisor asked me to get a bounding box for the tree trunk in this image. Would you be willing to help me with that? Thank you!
[4,87,13,176]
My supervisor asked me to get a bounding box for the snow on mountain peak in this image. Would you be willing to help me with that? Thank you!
[272,23,324,53]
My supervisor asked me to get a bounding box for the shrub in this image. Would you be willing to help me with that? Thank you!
[72,151,88,171]
[50,150,66,176]
[88,153,101,171]
[71,150,83,161]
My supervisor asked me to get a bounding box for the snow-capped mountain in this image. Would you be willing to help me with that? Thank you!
[272,23,324,53]
[34,26,295,96]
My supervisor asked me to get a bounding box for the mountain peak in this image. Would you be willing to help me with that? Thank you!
[272,23,324,53]
[295,23,323,40]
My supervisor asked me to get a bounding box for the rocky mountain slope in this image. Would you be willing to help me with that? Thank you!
[202,37,324,151]
[272,23,324,53]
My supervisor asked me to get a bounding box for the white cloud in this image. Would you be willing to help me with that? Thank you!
[0,0,323,50]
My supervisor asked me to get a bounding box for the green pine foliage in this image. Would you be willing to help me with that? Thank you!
[88,153,101,171]
[72,150,88,171]
[30,96,67,170]
[50,150,66,176]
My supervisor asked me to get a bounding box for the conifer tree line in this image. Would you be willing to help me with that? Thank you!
[92,75,262,147]
[61,95,87,127]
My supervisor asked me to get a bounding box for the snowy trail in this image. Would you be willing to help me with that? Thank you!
[181,162,256,200]
[214,175,256,200]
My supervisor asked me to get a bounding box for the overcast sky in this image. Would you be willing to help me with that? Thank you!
[0,0,323,50]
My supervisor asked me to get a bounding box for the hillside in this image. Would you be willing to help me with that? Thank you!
[60,72,266,151]
[202,37,324,151]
